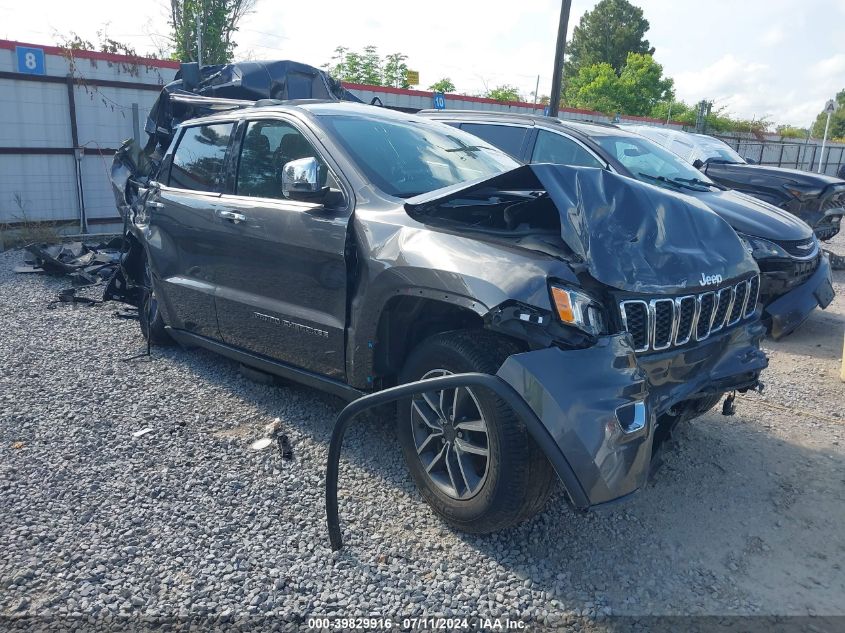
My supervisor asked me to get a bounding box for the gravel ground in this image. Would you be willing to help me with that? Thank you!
[1,235,844,632]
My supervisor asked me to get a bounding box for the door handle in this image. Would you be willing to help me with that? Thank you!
[218,210,247,224]
[147,201,165,208]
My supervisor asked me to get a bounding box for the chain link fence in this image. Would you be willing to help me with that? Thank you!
[713,135,845,177]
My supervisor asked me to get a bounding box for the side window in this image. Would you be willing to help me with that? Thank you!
[460,123,528,159]
[169,123,233,191]
[532,130,604,168]
[236,119,333,199]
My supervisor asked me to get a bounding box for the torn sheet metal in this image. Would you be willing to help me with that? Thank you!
[405,164,759,294]
[22,240,123,285]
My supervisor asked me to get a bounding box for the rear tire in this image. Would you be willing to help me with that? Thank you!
[139,256,172,346]
[397,330,555,533]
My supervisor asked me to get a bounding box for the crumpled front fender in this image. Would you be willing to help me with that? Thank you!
[497,334,656,507]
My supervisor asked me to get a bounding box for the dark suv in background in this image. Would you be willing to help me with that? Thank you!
[626,125,845,242]
[111,99,767,533]
[421,111,836,339]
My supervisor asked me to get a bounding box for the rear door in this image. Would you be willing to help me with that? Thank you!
[213,116,351,378]
[528,130,606,168]
[146,121,236,339]
[458,122,533,161]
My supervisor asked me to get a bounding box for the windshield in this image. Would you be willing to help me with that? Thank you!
[594,134,716,189]
[697,138,746,164]
[318,114,519,198]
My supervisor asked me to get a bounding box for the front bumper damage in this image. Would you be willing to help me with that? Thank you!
[326,325,767,547]
[763,253,834,339]
[497,325,767,508]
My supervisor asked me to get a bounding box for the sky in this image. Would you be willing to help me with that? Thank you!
[1,0,843,127]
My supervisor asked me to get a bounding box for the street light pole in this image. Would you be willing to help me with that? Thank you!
[548,0,572,118]
[819,110,833,174]
[196,3,203,67]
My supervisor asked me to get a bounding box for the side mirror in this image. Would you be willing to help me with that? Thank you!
[744,157,757,165]
[282,157,323,200]
[692,158,705,170]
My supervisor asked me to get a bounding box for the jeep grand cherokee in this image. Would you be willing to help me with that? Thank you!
[110,101,767,532]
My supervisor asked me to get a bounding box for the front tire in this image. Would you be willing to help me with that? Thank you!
[397,330,555,533]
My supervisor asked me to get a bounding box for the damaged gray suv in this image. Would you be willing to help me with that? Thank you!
[111,101,768,532]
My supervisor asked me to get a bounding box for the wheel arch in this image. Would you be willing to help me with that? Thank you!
[371,292,501,387]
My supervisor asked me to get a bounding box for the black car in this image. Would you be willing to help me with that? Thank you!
[420,111,836,339]
[626,125,844,241]
[110,100,767,533]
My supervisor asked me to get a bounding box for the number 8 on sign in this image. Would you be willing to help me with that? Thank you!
[16,46,45,75]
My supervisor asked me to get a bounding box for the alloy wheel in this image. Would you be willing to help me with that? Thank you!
[410,369,490,500]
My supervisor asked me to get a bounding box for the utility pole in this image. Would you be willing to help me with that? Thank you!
[548,0,572,118]
[533,74,539,104]
[196,3,203,67]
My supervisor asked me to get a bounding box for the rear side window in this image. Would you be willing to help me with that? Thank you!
[169,123,234,191]
[460,123,528,159]
[531,130,603,168]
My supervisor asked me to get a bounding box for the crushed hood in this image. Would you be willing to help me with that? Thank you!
[406,164,759,294]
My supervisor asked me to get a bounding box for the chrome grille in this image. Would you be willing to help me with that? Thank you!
[728,282,747,326]
[674,296,696,345]
[620,301,649,351]
[745,276,760,318]
[777,237,817,258]
[619,275,760,353]
[711,287,733,333]
[696,292,716,340]
[651,299,675,350]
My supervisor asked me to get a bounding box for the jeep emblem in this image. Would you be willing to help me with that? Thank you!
[699,272,722,286]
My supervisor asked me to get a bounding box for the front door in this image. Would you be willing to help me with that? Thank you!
[214,117,351,378]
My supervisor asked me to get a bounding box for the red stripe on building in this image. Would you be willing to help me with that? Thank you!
[0,39,180,70]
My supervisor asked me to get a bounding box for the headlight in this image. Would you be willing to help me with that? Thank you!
[783,183,823,201]
[549,285,605,336]
[737,233,792,260]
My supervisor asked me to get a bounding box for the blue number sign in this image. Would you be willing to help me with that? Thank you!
[433,92,446,110]
[16,46,46,75]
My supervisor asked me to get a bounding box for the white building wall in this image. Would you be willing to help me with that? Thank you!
[0,41,176,230]
[0,154,78,223]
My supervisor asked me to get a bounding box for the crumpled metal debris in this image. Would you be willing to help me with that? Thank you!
[21,239,123,286]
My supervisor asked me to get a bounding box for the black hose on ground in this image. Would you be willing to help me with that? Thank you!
[325,372,588,551]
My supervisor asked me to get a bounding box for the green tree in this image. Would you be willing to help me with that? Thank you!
[485,85,522,102]
[564,0,654,82]
[650,100,696,125]
[383,53,410,88]
[564,54,671,116]
[429,78,456,93]
[325,46,414,87]
[564,62,620,114]
[616,53,674,115]
[811,90,845,139]
[359,45,382,85]
[169,0,256,64]
[775,125,809,139]
[648,99,772,134]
